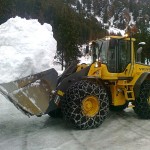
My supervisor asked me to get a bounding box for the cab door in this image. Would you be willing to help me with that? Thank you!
[107,39,131,73]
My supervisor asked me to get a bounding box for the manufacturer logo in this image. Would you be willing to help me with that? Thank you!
[139,68,150,72]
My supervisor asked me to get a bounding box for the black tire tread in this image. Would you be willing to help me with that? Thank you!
[62,79,109,129]
[133,80,150,119]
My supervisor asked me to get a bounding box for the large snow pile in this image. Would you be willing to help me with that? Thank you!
[0,16,57,83]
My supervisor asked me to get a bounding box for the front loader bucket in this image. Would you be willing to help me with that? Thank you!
[0,68,58,116]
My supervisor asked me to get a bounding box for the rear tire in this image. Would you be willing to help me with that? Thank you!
[133,80,150,119]
[62,80,109,129]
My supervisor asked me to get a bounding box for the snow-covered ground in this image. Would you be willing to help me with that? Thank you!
[0,17,150,150]
[0,94,150,150]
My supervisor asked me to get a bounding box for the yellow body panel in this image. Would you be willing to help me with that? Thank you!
[85,36,150,106]
[86,62,150,106]
[78,36,150,107]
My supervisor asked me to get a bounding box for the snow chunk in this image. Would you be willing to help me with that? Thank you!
[0,16,57,83]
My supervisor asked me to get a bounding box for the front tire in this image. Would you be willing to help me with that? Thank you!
[62,80,109,129]
[133,80,150,119]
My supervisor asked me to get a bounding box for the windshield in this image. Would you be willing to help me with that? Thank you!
[90,40,109,63]
[90,38,131,73]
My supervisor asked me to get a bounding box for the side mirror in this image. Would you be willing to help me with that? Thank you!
[136,42,146,63]
[137,47,142,54]
[136,47,143,63]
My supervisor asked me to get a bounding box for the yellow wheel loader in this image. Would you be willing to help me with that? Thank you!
[0,36,150,129]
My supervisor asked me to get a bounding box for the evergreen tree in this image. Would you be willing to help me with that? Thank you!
[56,5,81,65]
[0,0,13,24]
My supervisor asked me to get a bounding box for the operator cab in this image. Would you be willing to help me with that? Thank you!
[90,37,131,73]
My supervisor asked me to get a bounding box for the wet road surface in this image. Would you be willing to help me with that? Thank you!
[0,94,150,150]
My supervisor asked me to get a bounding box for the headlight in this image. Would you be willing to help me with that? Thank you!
[124,33,128,37]
[95,61,101,68]
[95,62,98,67]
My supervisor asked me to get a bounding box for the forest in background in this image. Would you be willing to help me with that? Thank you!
[0,0,105,65]
[0,0,150,64]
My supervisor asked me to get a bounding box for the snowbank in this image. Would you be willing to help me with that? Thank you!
[0,16,57,83]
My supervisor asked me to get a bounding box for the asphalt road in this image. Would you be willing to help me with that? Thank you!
[0,94,150,150]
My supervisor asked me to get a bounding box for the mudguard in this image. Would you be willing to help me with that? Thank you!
[134,72,150,98]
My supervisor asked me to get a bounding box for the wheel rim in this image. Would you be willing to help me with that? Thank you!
[81,96,100,117]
